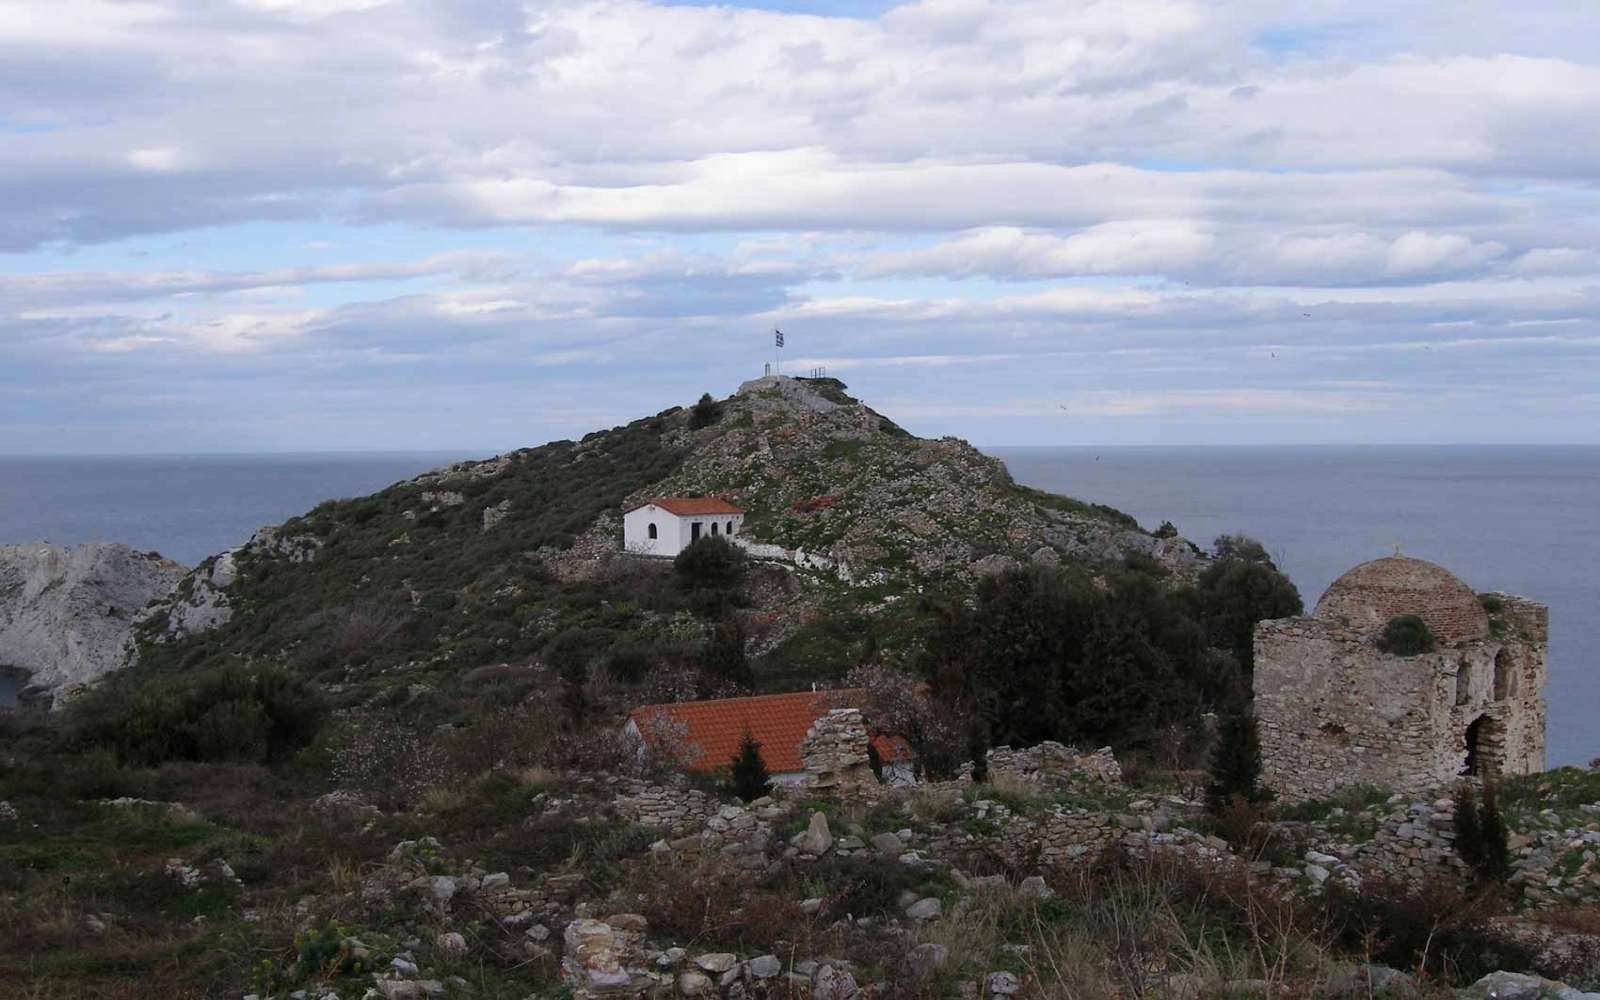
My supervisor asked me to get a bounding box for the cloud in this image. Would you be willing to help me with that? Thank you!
[1,0,1599,450]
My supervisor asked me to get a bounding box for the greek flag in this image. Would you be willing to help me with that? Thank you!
[774,328,784,348]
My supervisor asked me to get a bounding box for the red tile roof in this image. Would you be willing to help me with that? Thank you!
[627,689,911,773]
[627,497,746,517]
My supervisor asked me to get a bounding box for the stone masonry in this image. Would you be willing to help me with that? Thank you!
[1254,557,1547,803]
[797,708,881,798]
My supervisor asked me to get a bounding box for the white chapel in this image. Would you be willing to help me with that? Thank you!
[623,497,746,557]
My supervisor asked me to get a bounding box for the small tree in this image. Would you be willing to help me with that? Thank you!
[689,393,724,430]
[1377,615,1436,656]
[866,743,885,783]
[730,726,771,802]
[1206,710,1272,815]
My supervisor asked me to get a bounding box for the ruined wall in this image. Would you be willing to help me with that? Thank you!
[797,708,881,798]
[1255,603,1548,803]
[1255,618,1446,802]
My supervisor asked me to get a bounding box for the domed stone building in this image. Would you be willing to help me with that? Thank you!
[1253,556,1548,802]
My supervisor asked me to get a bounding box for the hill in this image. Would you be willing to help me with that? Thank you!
[126,377,1196,706]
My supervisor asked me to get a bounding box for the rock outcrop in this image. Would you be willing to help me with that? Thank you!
[0,542,185,705]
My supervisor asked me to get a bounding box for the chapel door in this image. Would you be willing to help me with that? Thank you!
[691,522,701,542]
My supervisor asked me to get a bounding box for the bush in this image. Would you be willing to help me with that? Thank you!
[674,537,746,593]
[689,392,725,429]
[1377,615,1436,656]
[78,667,326,768]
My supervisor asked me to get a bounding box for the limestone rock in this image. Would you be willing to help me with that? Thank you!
[435,932,467,955]
[870,832,904,854]
[678,972,714,997]
[1326,965,1418,1000]
[0,542,185,705]
[695,953,738,974]
[794,811,833,855]
[905,897,942,921]
[1018,875,1055,900]
[1459,972,1545,1000]
[747,955,782,980]
[907,944,949,982]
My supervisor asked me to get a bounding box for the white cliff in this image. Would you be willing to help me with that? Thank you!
[0,542,186,705]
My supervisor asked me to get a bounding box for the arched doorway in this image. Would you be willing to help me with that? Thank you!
[1462,714,1505,778]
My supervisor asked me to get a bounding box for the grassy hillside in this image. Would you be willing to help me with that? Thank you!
[126,377,1180,711]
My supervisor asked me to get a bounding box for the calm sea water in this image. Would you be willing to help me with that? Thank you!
[2,449,1595,767]
[991,446,1600,769]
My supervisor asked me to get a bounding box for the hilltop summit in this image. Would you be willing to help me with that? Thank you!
[122,378,1198,701]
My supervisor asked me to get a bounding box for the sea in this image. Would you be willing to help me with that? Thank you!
[1,447,1595,767]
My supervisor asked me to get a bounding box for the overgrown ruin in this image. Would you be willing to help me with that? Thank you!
[1254,556,1548,803]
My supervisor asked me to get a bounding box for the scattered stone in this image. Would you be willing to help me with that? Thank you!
[678,972,714,997]
[870,832,905,854]
[1018,875,1055,900]
[907,944,949,982]
[905,897,942,922]
[435,932,467,956]
[986,971,1021,996]
[695,953,738,974]
[747,955,782,980]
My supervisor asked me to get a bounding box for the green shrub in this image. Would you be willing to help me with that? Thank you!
[674,537,746,593]
[1377,615,1436,656]
[689,393,725,429]
[190,699,270,762]
[78,667,326,768]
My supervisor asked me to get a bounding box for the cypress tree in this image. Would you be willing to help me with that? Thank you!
[1476,778,1512,881]
[1453,783,1484,872]
[730,726,771,803]
[1205,711,1271,815]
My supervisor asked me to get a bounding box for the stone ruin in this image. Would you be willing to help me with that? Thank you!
[797,708,881,797]
[1254,556,1548,803]
[963,742,1124,788]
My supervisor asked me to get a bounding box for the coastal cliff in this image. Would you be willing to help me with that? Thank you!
[0,542,185,705]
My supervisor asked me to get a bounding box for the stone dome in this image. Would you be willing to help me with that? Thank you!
[1313,556,1490,643]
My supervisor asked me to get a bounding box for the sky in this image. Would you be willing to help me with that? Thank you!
[2,0,1599,454]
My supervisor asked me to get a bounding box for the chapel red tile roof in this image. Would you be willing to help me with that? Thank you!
[627,689,911,774]
[627,497,746,517]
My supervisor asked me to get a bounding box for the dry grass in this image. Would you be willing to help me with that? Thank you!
[512,766,561,792]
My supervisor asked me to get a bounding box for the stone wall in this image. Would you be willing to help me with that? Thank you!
[797,708,881,798]
[965,742,1123,787]
[1254,614,1548,803]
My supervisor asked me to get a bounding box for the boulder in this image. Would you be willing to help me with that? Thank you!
[1459,972,1545,1000]
[1326,965,1418,1000]
[905,897,943,922]
[695,953,738,974]
[908,943,949,982]
[871,832,905,854]
[1018,876,1055,901]
[747,955,783,980]
[795,811,833,856]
